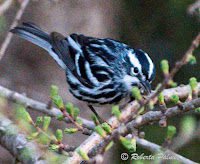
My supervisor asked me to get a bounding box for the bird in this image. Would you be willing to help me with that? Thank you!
[10,22,155,123]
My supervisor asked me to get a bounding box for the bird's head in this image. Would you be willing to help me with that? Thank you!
[123,48,155,94]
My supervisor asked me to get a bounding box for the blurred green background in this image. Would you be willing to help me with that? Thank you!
[0,0,200,163]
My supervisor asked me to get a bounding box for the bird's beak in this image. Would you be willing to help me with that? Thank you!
[140,80,151,94]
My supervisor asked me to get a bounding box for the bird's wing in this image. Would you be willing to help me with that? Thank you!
[50,32,94,88]
[67,34,116,83]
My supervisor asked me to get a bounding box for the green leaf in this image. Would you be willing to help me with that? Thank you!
[52,95,64,108]
[148,100,154,110]
[65,103,74,116]
[27,132,39,141]
[56,114,64,121]
[65,128,78,134]
[73,107,79,120]
[170,95,179,104]
[77,149,89,161]
[49,144,59,150]
[187,54,196,65]
[35,116,43,127]
[16,105,32,123]
[76,119,82,126]
[167,126,176,139]
[105,141,114,151]
[56,129,63,143]
[102,122,111,133]
[195,107,200,113]
[189,77,198,91]
[50,85,58,98]
[161,59,169,75]
[132,87,142,101]
[171,82,177,87]
[181,116,196,137]
[158,92,164,104]
[43,116,51,131]
[94,125,107,138]
[120,136,136,152]
[155,83,161,91]
[111,106,121,120]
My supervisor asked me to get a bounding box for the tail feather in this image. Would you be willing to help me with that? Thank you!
[10,22,51,51]
[10,22,94,88]
[22,22,45,31]
[21,22,50,41]
[10,22,67,69]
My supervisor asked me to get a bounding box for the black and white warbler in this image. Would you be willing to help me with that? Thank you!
[10,22,155,122]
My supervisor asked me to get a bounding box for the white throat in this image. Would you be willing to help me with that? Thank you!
[123,75,140,92]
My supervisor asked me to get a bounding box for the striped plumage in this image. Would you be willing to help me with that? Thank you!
[10,22,155,107]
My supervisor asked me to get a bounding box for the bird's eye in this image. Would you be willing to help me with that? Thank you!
[131,67,139,75]
[134,67,139,73]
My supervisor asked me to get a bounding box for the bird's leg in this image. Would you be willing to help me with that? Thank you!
[88,105,107,124]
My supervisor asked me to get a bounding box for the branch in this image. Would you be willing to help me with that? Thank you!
[0,0,30,60]
[0,0,13,15]
[81,97,200,163]
[0,85,96,130]
[188,0,200,16]
[127,98,200,129]
[0,81,199,164]
[125,32,200,123]
[64,86,200,163]
[136,137,198,164]
[0,113,46,163]
[1,82,199,131]
[0,82,199,163]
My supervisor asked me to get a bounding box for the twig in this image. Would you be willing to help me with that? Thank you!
[0,113,47,163]
[59,107,84,131]
[63,132,103,164]
[136,137,198,164]
[0,0,13,15]
[86,129,119,160]
[59,107,92,135]
[64,75,200,163]
[0,85,96,130]
[64,96,200,163]
[1,83,199,131]
[0,0,30,60]
[82,97,200,163]
[150,32,200,103]
[188,0,200,16]
[1,82,200,163]
[127,98,200,129]
[125,32,200,123]
[30,121,59,144]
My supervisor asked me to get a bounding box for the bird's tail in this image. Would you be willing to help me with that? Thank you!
[10,22,67,69]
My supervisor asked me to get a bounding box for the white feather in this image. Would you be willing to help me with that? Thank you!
[67,36,82,52]
[48,51,67,69]
[92,55,110,68]
[144,53,154,79]
[75,53,81,76]
[128,50,142,72]
[90,44,101,48]
[85,62,100,86]
[123,75,140,92]
[18,31,67,69]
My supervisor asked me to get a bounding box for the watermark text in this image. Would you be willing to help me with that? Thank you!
[120,153,180,161]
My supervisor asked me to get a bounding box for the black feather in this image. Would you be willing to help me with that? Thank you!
[10,22,155,106]
[51,32,94,88]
